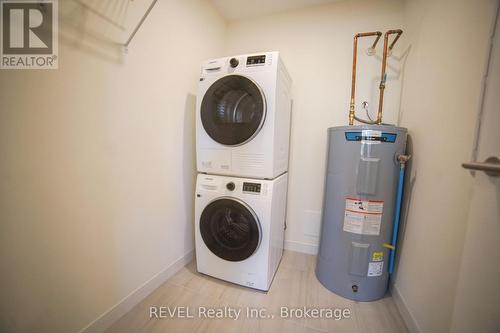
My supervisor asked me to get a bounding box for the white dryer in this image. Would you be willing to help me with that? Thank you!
[194,173,288,291]
[196,52,292,179]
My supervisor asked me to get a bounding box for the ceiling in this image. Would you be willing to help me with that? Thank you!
[209,0,344,21]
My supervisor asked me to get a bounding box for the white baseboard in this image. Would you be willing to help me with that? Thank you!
[284,240,318,255]
[78,250,194,333]
[390,283,422,333]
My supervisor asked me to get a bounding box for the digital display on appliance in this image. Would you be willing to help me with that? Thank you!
[246,55,266,66]
[243,182,261,193]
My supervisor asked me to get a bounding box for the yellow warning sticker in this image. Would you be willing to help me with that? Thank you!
[372,252,384,262]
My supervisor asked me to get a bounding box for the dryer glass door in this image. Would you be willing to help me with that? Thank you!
[201,75,266,146]
[200,198,261,262]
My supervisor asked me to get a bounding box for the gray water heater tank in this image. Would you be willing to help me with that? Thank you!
[316,124,407,301]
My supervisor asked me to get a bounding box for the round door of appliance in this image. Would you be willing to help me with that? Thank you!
[199,197,262,262]
[200,75,266,146]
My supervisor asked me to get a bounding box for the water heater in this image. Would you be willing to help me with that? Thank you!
[316,125,407,301]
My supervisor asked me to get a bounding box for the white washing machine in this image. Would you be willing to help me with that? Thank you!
[196,51,292,179]
[194,172,288,291]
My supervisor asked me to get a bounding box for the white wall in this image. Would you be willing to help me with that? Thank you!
[391,0,496,332]
[225,0,406,254]
[0,1,225,332]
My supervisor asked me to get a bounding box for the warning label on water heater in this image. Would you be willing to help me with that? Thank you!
[368,261,384,277]
[343,198,384,235]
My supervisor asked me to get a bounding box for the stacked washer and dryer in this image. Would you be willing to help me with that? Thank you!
[194,52,292,291]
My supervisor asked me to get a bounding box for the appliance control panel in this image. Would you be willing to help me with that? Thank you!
[246,55,266,66]
[242,182,261,193]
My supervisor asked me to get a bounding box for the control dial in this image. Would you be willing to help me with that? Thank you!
[229,58,239,68]
[226,182,235,191]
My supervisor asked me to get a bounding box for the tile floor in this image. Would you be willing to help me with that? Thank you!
[106,251,408,333]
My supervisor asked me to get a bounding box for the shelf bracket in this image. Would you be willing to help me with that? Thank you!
[123,0,159,51]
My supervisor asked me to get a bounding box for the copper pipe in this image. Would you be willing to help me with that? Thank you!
[376,29,403,124]
[349,31,382,125]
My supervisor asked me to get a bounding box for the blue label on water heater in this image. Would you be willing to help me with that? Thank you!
[345,131,397,143]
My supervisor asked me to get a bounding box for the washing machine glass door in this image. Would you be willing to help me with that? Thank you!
[201,75,266,146]
[200,198,261,262]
